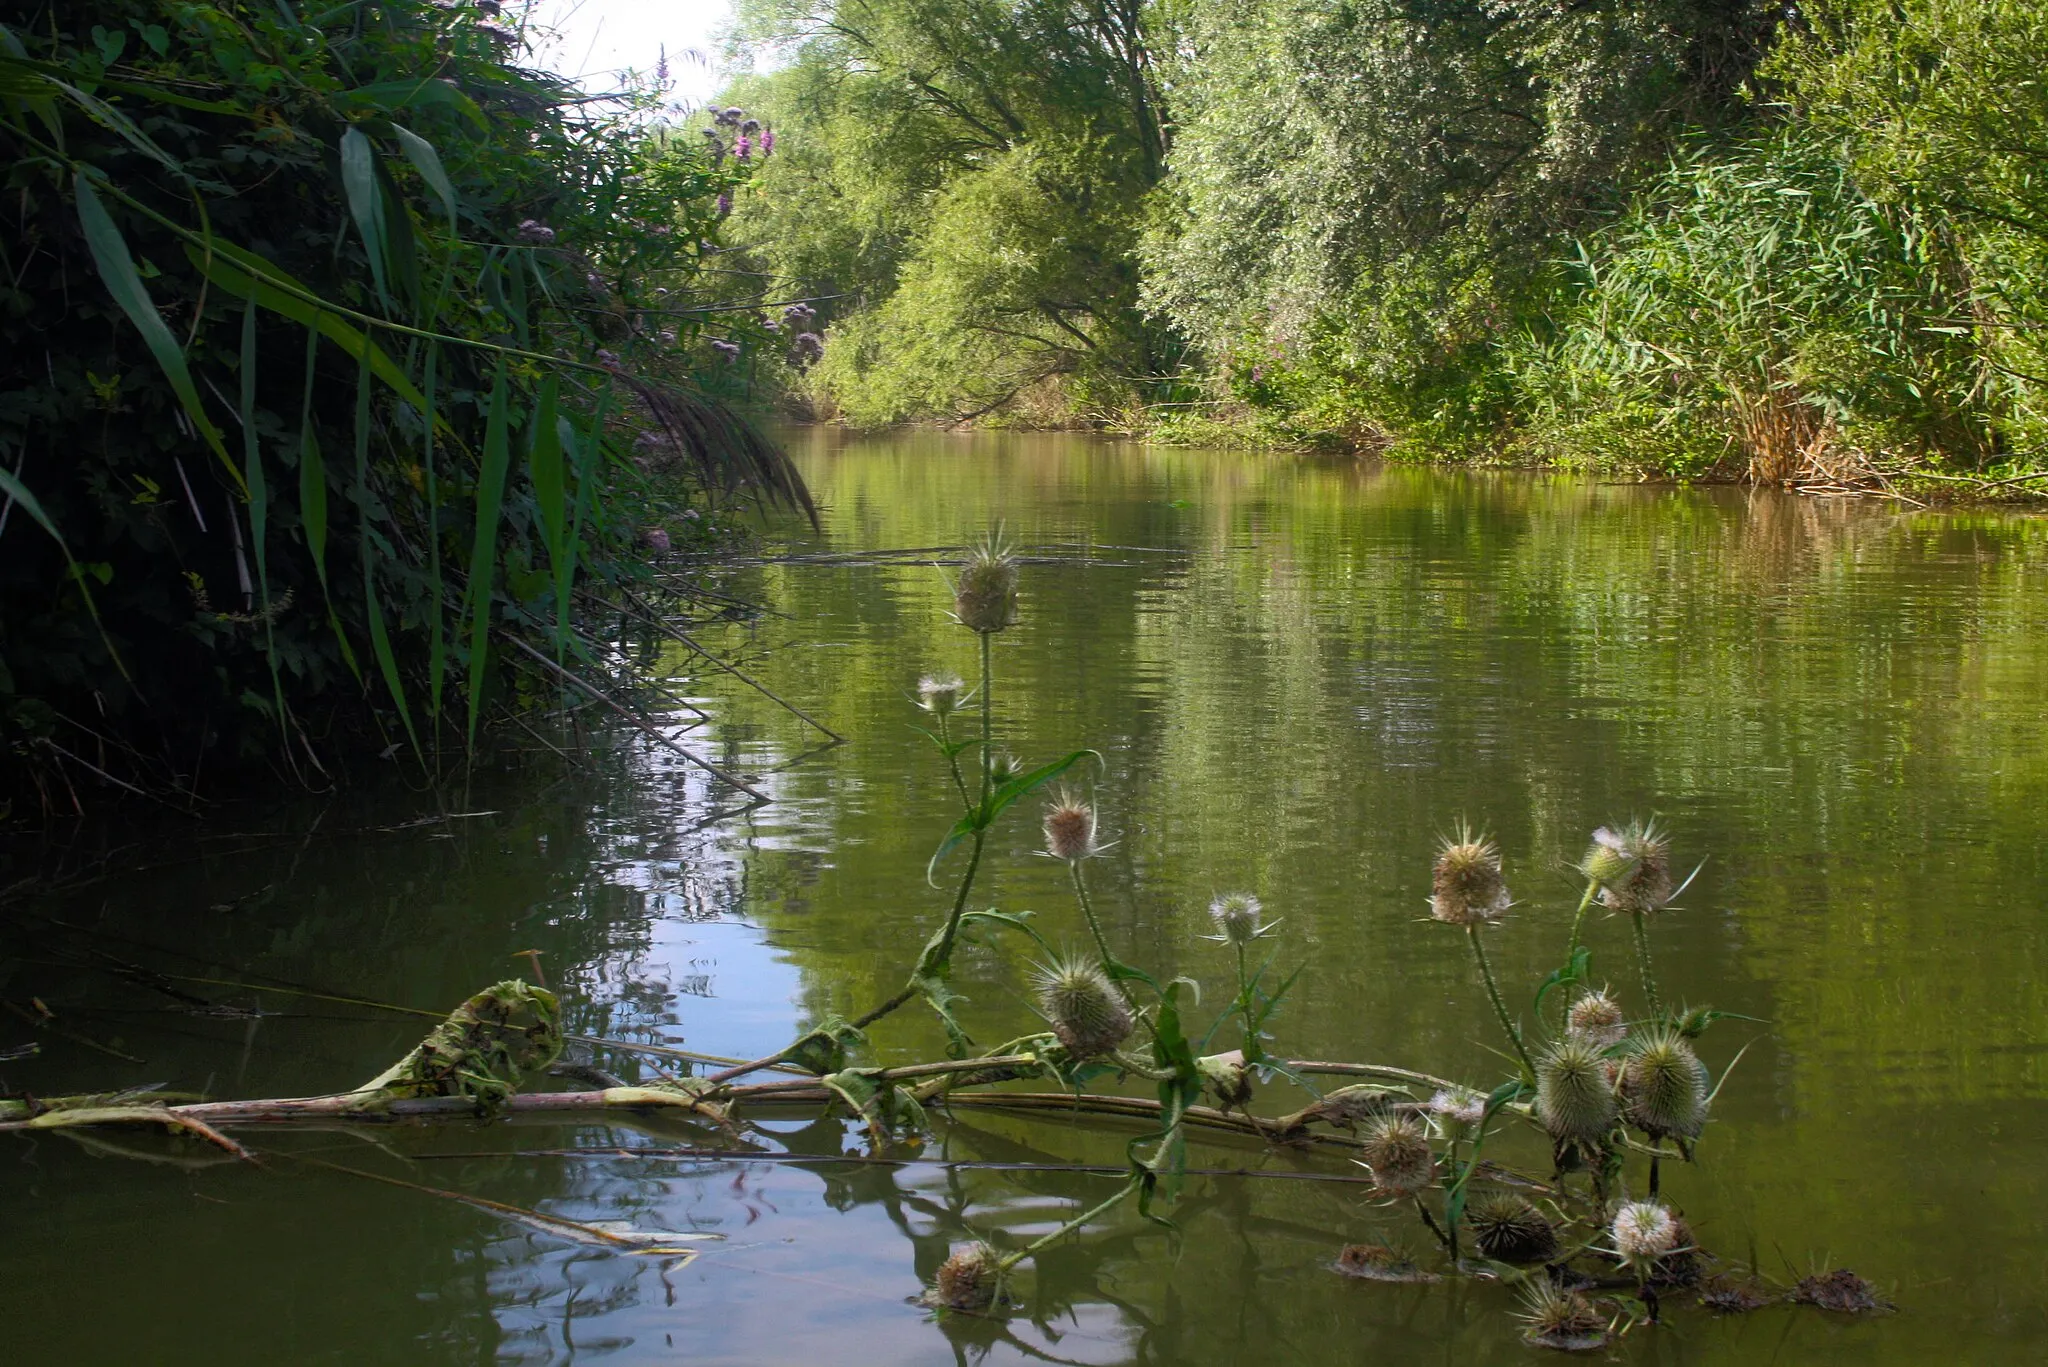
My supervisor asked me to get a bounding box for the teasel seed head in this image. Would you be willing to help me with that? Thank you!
[1518,1283,1608,1352]
[1431,826,1510,927]
[1042,788,1100,862]
[1357,1114,1437,1197]
[1584,819,1677,914]
[1207,891,1269,945]
[1535,1035,1620,1147]
[1426,1086,1487,1140]
[1619,1026,1710,1142]
[1466,1192,1562,1266]
[952,533,1019,634]
[1033,954,1132,1059]
[1611,1199,1680,1272]
[1567,990,1628,1048]
[916,672,966,717]
[931,1241,999,1311]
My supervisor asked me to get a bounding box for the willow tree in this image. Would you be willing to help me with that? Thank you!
[724,0,1183,426]
[1142,0,1779,450]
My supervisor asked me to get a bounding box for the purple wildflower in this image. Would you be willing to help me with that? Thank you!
[716,191,732,216]
[790,331,824,365]
[711,338,742,362]
[740,118,761,134]
[516,219,556,245]
[596,349,621,369]
[645,527,671,554]
[761,128,775,156]
[658,328,677,345]
[735,134,752,160]
[655,45,669,84]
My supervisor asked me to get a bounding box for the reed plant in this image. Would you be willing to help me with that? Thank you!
[0,1,812,804]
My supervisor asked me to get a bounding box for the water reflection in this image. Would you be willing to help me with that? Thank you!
[5,431,2047,1363]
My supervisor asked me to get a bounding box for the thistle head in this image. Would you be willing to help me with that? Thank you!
[930,1241,999,1311]
[1466,1192,1561,1266]
[915,672,966,717]
[1426,1086,1487,1140]
[1357,1114,1436,1197]
[1567,990,1628,1048]
[1042,788,1100,862]
[1197,1052,1254,1110]
[1207,891,1269,946]
[1535,1035,1620,1148]
[1619,1027,1709,1142]
[1431,826,1509,927]
[1583,819,1677,914]
[952,533,1019,634]
[1518,1283,1608,1352]
[1611,1199,1680,1272]
[1033,954,1131,1059]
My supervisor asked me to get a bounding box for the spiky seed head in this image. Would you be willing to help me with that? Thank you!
[953,536,1018,634]
[1033,955,1131,1059]
[987,751,1024,786]
[1585,820,1676,914]
[1431,828,1510,927]
[932,1241,999,1311]
[1358,1114,1437,1197]
[1467,1192,1561,1265]
[1042,788,1099,862]
[1619,1027,1709,1141]
[1567,991,1628,1048]
[1518,1284,1608,1352]
[1611,1200,1680,1270]
[1535,1036,1620,1146]
[1208,892,1265,945]
[916,672,966,717]
[1427,1086,1487,1139]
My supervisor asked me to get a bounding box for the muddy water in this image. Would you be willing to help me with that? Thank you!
[5,430,2047,1363]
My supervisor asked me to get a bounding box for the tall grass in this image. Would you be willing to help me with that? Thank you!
[1507,129,1993,483]
[0,2,810,804]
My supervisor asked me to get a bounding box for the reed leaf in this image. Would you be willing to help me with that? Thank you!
[527,374,568,660]
[239,296,285,732]
[464,360,513,748]
[355,355,419,758]
[339,127,392,311]
[75,173,241,493]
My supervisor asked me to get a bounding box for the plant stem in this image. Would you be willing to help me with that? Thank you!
[978,628,993,801]
[938,712,972,811]
[996,1177,1141,1274]
[1414,1196,1454,1254]
[1071,861,1116,970]
[1558,876,1601,1026]
[1468,926,1536,1079]
[1629,912,1663,1018]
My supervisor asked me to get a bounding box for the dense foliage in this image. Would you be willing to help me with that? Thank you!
[0,1,806,803]
[721,0,2048,487]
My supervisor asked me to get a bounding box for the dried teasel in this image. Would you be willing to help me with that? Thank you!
[928,1241,1000,1311]
[1582,819,1679,914]
[915,672,966,717]
[1042,788,1101,862]
[1535,1036,1620,1149]
[1206,892,1272,946]
[1566,990,1628,1048]
[951,533,1019,634]
[1356,1114,1437,1197]
[1619,1026,1710,1142]
[1426,1086,1487,1139]
[1033,955,1132,1059]
[1430,826,1511,927]
[1466,1192,1561,1265]
[1518,1283,1608,1352]
[1610,1199,1680,1273]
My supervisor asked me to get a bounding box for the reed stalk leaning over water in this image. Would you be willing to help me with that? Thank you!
[9,531,1871,1350]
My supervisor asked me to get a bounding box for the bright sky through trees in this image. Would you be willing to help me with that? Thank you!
[525,0,733,106]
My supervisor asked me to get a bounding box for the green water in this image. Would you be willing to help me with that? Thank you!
[6,431,2048,1363]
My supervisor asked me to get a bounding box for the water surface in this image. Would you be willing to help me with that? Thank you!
[5,431,2047,1363]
